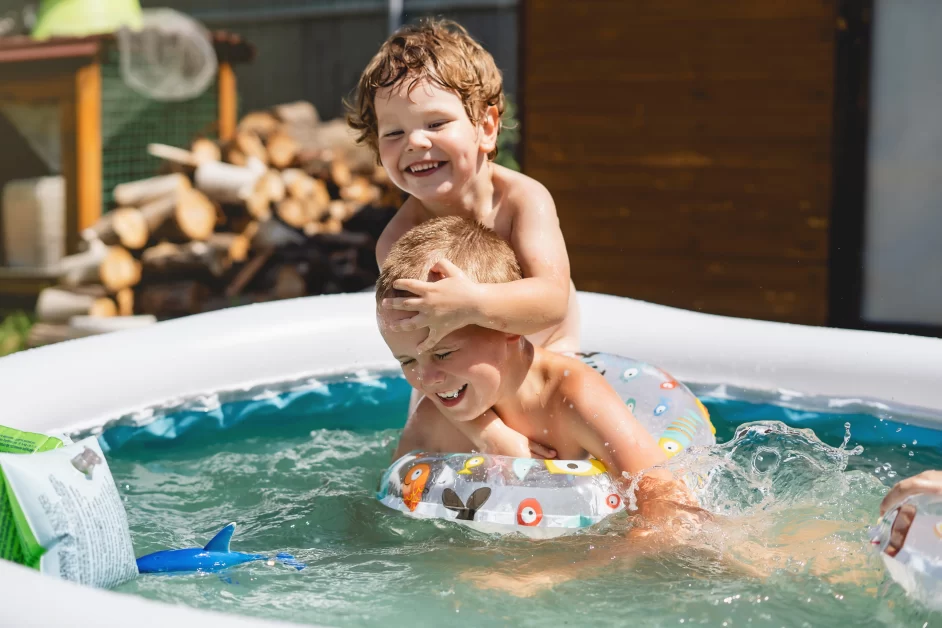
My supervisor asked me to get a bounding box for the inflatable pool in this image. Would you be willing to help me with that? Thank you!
[2,291,942,627]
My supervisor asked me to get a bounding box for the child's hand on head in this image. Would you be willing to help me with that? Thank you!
[381,259,482,353]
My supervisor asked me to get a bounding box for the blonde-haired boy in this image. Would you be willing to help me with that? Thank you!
[349,18,579,356]
[376,216,670,483]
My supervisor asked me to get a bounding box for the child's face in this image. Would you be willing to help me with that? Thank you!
[378,307,516,421]
[375,76,497,205]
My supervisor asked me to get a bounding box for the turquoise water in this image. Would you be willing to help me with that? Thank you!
[104,375,942,627]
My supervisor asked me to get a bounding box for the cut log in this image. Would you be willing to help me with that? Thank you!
[191,138,222,165]
[272,101,319,127]
[82,207,149,250]
[195,160,264,204]
[328,200,349,222]
[251,219,305,249]
[322,218,343,234]
[294,118,375,174]
[147,143,197,167]
[237,111,280,139]
[35,287,116,324]
[27,323,98,347]
[226,145,247,166]
[303,221,322,237]
[100,246,142,293]
[209,232,251,263]
[311,178,331,211]
[144,188,217,243]
[245,187,272,221]
[276,197,307,228]
[173,188,217,241]
[266,129,299,169]
[304,196,328,223]
[235,130,269,166]
[340,176,381,205]
[260,170,286,203]
[116,287,134,316]
[142,241,230,278]
[113,173,191,207]
[139,193,179,233]
[372,164,389,185]
[329,158,352,188]
[57,239,108,286]
[68,315,156,333]
[138,281,210,318]
[281,168,315,199]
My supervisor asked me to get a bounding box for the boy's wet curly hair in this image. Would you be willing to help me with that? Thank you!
[346,18,505,161]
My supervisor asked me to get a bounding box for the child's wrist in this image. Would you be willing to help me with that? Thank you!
[462,282,488,328]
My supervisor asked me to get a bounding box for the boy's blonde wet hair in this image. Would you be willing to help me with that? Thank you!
[376,216,521,303]
[346,17,505,162]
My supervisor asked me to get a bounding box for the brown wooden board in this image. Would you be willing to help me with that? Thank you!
[521,0,836,325]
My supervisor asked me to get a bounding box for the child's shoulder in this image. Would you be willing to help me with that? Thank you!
[493,164,554,210]
[376,196,425,263]
[534,349,601,400]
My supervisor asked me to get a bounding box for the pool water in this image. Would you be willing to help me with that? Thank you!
[103,374,942,627]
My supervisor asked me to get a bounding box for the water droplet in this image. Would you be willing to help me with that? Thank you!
[910,451,915,457]
[896,427,902,433]
[563,370,570,377]
[604,442,609,446]
[883,463,891,470]
[888,471,897,478]
[543,429,548,434]
[902,444,907,449]
[913,440,918,446]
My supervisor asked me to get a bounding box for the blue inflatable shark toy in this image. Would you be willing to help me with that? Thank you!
[136,522,305,574]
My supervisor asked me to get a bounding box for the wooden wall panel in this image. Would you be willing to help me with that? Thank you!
[522,0,836,324]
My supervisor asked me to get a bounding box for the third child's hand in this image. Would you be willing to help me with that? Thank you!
[381,259,480,353]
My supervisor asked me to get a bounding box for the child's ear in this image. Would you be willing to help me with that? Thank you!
[478,104,500,154]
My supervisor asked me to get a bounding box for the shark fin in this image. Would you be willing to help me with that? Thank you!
[204,522,236,552]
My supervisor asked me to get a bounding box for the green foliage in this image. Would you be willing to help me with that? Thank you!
[494,96,521,171]
[0,312,33,357]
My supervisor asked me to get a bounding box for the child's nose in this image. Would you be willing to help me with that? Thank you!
[418,363,445,385]
[406,129,432,151]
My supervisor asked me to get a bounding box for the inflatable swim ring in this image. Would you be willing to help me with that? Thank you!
[377,353,716,536]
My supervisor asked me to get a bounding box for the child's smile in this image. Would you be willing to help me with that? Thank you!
[405,160,447,177]
[378,308,515,421]
[375,76,494,207]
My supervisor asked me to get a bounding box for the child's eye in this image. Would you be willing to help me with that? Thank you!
[399,359,415,367]
[434,351,453,360]
[382,130,403,138]
[429,121,448,129]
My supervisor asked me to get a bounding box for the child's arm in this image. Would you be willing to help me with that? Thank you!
[392,399,556,460]
[449,409,540,458]
[382,184,571,352]
[560,366,671,480]
[560,365,703,518]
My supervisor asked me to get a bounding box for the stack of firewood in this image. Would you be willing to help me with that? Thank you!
[29,101,403,348]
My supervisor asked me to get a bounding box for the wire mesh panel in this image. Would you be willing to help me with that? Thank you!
[100,44,222,212]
